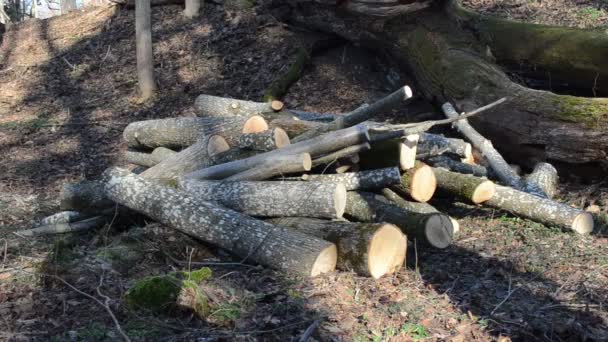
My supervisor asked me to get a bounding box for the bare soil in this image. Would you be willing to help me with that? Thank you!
[0,2,607,341]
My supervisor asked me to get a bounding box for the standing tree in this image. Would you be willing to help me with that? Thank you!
[135,0,156,100]
[183,0,200,19]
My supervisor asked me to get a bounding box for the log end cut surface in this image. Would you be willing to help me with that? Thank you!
[472,180,496,204]
[368,223,407,279]
[334,184,347,218]
[424,214,454,249]
[242,115,269,133]
[275,127,290,148]
[410,164,436,202]
[207,135,230,156]
[311,244,338,276]
[572,212,594,234]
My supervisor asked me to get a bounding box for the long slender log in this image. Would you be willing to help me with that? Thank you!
[288,109,338,122]
[194,94,280,118]
[392,162,436,203]
[311,143,371,168]
[345,191,454,249]
[179,179,347,219]
[486,185,593,234]
[185,124,370,180]
[300,167,401,191]
[226,153,312,181]
[103,168,338,276]
[20,216,108,237]
[237,128,290,152]
[380,188,460,234]
[292,86,412,142]
[425,155,489,178]
[40,211,92,225]
[442,102,523,190]
[418,133,472,160]
[360,137,417,171]
[432,167,495,204]
[267,217,407,279]
[524,162,559,199]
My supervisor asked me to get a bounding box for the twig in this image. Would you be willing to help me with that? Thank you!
[491,275,519,316]
[299,319,320,342]
[62,57,76,71]
[1,239,7,270]
[96,274,131,342]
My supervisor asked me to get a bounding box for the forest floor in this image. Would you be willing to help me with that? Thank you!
[0,2,607,341]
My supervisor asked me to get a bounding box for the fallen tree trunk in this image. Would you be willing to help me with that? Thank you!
[345,191,454,248]
[267,217,407,279]
[486,185,593,234]
[103,168,338,276]
[432,167,495,204]
[300,167,401,191]
[179,179,347,219]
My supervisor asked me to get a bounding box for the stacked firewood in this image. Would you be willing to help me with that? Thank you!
[27,86,594,279]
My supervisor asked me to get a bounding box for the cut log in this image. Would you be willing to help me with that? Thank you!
[442,102,523,190]
[299,167,401,191]
[292,86,412,142]
[237,127,290,152]
[20,216,108,237]
[103,168,337,276]
[122,116,266,149]
[486,185,593,234]
[179,179,346,219]
[194,94,281,118]
[432,167,495,204]
[380,188,460,234]
[392,162,436,203]
[61,181,116,213]
[524,162,559,199]
[185,124,370,180]
[40,211,92,225]
[418,133,472,160]
[125,146,179,167]
[269,116,327,138]
[360,137,417,171]
[207,135,231,156]
[267,217,407,279]
[208,148,259,166]
[344,0,433,17]
[425,155,489,178]
[311,143,371,168]
[288,109,338,122]
[345,191,454,249]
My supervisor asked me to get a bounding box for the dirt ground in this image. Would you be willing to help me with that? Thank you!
[0,2,607,341]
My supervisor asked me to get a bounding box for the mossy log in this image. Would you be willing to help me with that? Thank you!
[237,127,290,152]
[524,162,559,199]
[392,161,436,203]
[418,133,472,160]
[345,191,454,248]
[359,137,418,171]
[125,147,177,167]
[267,217,406,279]
[103,168,337,276]
[185,124,370,180]
[432,167,495,204]
[178,179,347,219]
[380,187,459,233]
[291,5,608,166]
[123,116,268,149]
[486,185,593,234]
[300,167,401,191]
[447,0,608,96]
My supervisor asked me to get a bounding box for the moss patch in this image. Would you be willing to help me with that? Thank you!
[554,95,608,127]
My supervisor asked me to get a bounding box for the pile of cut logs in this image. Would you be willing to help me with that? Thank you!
[27,85,594,279]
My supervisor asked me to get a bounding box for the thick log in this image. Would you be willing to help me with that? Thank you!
[433,167,495,204]
[392,161,436,203]
[311,143,371,168]
[267,217,407,279]
[486,185,593,234]
[425,155,489,178]
[345,191,454,248]
[103,168,338,276]
[442,102,523,189]
[226,153,312,181]
[269,116,326,138]
[20,216,108,237]
[237,128,290,152]
[60,181,116,213]
[185,124,370,180]
[524,162,559,199]
[380,188,459,233]
[418,133,472,160]
[178,179,346,219]
[292,86,412,142]
[125,147,178,167]
[300,167,401,191]
[122,116,267,149]
[360,137,417,171]
[194,94,280,118]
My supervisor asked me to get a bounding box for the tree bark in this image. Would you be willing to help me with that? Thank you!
[237,127,290,152]
[432,167,495,204]
[425,155,489,178]
[125,147,177,167]
[194,94,280,118]
[40,211,92,225]
[524,162,559,200]
[311,143,371,168]
[20,216,108,237]
[300,167,401,191]
[418,133,472,161]
[269,116,326,138]
[135,0,156,100]
[359,137,417,171]
[179,179,347,219]
[103,168,338,276]
[267,217,407,279]
[486,185,593,234]
[345,191,454,248]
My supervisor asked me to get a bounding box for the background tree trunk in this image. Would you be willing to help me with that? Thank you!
[135,0,156,100]
[183,0,200,18]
